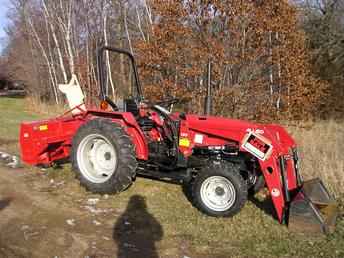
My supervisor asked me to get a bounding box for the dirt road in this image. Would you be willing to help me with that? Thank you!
[0,165,173,258]
[0,166,114,257]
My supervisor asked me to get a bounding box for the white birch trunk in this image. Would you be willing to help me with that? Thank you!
[42,0,68,83]
[28,16,59,104]
[124,6,134,54]
[44,10,58,91]
[136,6,146,42]
[103,6,116,97]
[143,0,153,25]
[65,0,75,74]
[57,0,75,75]
[269,31,274,98]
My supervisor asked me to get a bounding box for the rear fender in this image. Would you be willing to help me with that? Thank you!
[85,110,148,160]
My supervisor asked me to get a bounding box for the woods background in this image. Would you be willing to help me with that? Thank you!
[0,0,343,122]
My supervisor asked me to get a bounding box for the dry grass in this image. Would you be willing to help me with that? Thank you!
[25,96,67,116]
[289,120,344,196]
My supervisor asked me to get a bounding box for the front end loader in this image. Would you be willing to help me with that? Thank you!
[19,46,337,234]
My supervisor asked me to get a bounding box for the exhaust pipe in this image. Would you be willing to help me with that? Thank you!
[288,178,338,234]
[204,60,212,116]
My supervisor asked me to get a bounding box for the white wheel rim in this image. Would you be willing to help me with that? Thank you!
[77,134,117,183]
[200,176,236,212]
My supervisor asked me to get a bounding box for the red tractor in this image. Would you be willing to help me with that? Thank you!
[20,46,337,234]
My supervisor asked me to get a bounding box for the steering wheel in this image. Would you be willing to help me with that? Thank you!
[155,97,180,110]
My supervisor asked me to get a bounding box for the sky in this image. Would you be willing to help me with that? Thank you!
[0,0,10,51]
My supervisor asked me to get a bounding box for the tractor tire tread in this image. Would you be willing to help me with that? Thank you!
[71,118,137,195]
[191,162,248,217]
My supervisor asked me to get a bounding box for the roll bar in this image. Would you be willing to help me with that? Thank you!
[97,46,143,102]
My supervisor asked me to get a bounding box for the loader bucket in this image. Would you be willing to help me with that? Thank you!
[288,178,337,234]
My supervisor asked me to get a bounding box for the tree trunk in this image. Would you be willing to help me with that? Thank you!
[28,16,59,104]
[103,6,116,98]
[42,0,68,84]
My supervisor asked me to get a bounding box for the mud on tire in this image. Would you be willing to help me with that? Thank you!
[71,118,137,194]
[191,162,248,217]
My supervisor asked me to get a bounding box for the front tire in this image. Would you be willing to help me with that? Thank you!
[192,162,248,217]
[248,174,265,195]
[71,118,137,194]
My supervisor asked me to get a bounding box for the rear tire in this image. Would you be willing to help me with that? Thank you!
[71,118,137,194]
[192,162,247,217]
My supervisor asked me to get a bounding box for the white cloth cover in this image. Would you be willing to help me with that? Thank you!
[58,74,86,114]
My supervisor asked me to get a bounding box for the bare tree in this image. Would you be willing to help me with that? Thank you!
[42,0,68,83]
[27,13,59,104]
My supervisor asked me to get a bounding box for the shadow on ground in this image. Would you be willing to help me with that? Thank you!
[0,198,12,211]
[113,195,163,258]
[249,195,278,220]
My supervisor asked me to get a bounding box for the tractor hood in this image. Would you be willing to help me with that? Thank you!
[184,114,296,148]
[186,114,258,132]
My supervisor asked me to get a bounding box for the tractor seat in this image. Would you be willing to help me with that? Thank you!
[124,99,140,117]
[115,98,139,117]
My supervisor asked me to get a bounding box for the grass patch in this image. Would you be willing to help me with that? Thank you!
[135,180,343,257]
[47,167,344,257]
[0,97,64,153]
[0,97,46,153]
[0,97,42,140]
